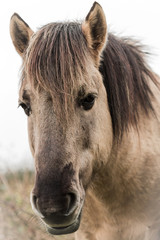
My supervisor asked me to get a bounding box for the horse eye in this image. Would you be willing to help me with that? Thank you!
[80,94,96,111]
[19,102,31,116]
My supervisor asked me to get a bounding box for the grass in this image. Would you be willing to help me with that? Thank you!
[0,170,74,240]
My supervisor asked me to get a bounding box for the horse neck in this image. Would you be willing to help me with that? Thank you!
[91,78,160,208]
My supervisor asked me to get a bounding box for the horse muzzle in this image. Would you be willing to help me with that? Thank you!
[30,191,84,235]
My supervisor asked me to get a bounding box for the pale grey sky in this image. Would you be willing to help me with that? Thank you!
[0,0,160,171]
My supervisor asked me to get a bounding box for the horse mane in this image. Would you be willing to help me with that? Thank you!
[24,22,91,120]
[23,22,158,139]
[100,34,157,139]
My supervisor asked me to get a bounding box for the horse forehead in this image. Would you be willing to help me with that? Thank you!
[19,78,49,101]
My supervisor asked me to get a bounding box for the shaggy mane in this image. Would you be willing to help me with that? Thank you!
[24,22,90,120]
[99,34,157,138]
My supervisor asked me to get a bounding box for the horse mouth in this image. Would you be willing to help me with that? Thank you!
[46,212,81,235]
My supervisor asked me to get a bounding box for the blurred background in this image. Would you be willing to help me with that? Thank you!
[0,0,160,239]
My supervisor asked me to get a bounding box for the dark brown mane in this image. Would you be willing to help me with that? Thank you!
[23,22,157,139]
[24,22,90,120]
[100,34,157,139]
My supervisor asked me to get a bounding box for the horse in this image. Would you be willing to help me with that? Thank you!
[10,2,160,240]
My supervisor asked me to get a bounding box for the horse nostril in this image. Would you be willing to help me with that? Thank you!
[32,194,37,207]
[30,193,45,218]
[65,192,77,216]
[30,191,78,218]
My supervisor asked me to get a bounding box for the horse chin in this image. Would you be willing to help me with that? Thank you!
[46,212,81,235]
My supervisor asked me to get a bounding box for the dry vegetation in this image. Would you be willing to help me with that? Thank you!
[0,170,74,240]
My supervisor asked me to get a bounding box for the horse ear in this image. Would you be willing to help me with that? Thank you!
[82,2,107,65]
[10,13,34,56]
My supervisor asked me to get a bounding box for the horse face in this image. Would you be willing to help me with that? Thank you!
[18,65,112,234]
[10,2,113,235]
